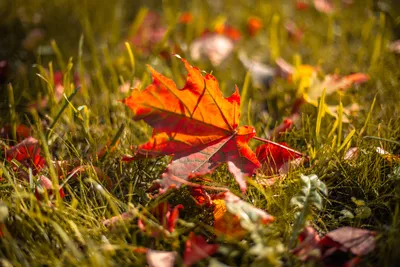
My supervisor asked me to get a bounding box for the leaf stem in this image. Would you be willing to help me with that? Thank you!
[253,136,306,158]
[170,175,229,192]
[190,135,235,173]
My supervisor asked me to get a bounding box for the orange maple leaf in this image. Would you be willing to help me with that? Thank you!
[213,191,275,238]
[122,57,261,193]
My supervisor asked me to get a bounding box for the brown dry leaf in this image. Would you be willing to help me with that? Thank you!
[313,0,334,13]
[103,210,135,229]
[388,40,400,54]
[344,147,359,161]
[292,226,376,266]
[321,227,377,256]
[190,34,234,66]
[376,147,400,164]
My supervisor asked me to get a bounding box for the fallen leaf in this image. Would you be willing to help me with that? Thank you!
[268,118,294,139]
[256,142,303,174]
[280,59,369,119]
[34,175,65,200]
[103,210,135,229]
[292,226,376,266]
[296,1,310,10]
[183,232,219,266]
[285,20,304,43]
[214,24,241,41]
[213,198,246,238]
[179,12,193,24]
[313,0,334,14]
[190,187,212,207]
[146,250,177,267]
[275,58,295,80]
[213,191,275,238]
[344,147,359,161]
[376,147,400,164]
[5,137,45,175]
[321,227,376,256]
[388,40,400,54]
[239,53,275,89]
[122,57,261,194]
[138,202,183,236]
[0,124,32,141]
[306,73,370,103]
[247,17,263,36]
[128,12,166,54]
[291,226,321,261]
[190,34,235,66]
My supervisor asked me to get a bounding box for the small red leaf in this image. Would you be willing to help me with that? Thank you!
[296,1,310,10]
[5,137,45,175]
[139,202,183,236]
[256,142,302,173]
[190,187,212,207]
[34,175,65,200]
[183,232,219,267]
[179,12,193,24]
[247,17,263,37]
[291,226,321,261]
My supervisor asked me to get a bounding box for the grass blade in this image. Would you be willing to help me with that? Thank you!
[46,86,81,139]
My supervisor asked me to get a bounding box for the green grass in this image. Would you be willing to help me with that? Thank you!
[1,0,400,266]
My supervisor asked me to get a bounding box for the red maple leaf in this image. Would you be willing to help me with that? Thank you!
[138,202,183,236]
[122,57,261,193]
[256,142,303,174]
